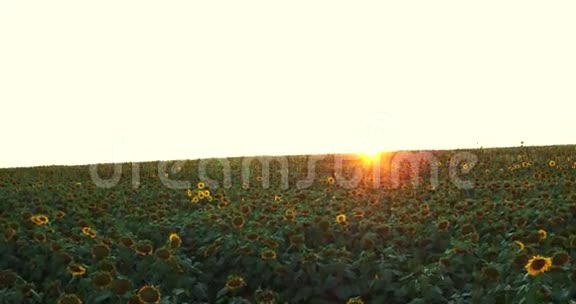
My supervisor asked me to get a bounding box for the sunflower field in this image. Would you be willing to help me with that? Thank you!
[2,145,576,304]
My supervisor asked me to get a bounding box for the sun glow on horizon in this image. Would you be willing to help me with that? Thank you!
[359,150,382,163]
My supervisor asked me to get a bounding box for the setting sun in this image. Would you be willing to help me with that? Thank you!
[359,150,381,163]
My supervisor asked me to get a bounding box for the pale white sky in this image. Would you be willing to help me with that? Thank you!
[1,1,575,168]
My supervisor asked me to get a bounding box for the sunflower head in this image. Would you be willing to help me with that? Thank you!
[289,234,305,246]
[97,261,116,273]
[50,242,62,251]
[68,264,86,276]
[197,191,206,199]
[438,257,450,267]
[3,227,16,241]
[225,275,246,292]
[263,239,280,249]
[461,224,475,235]
[318,219,331,231]
[137,285,161,304]
[81,227,97,239]
[155,247,172,261]
[91,244,111,260]
[240,205,251,214]
[90,271,113,289]
[232,216,246,229]
[0,270,18,289]
[353,209,365,220]
[514,240,525,251]
[537,229,547,241]
[481,266,500,281]
[261,249,277,260]
[135,242,154,256]
[33,232,46,242]
[254,288,278,304]
[168,233,182,250]
[119,236,135,247]
[346,296,365,304]
[436,220,450,231]
[525,255,553,276]
[17,281,34,295]
[284,208,296,217]
[552,251,570,267]
[57,293,83,304]
[111,278,132,295]
[245,233,260,242]
[335,214,347,224]
[30,214,49,226]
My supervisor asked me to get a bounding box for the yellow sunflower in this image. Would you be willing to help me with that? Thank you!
[30,214,49,226]
[525,255,552,276]
[538,229,547,241]
[346,296,365,304]
[335,214,347,224]
[81,227,97,238]
[514,240,525,251]
[225,275,246,292]
[284,209,296,217]
[197,191,206,199]
[68,263,87,276]
[168,233,182,250]
[261,249,277,260]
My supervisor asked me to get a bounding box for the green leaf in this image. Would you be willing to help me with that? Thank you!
[216,287,228,299]
[93,291,113,303]
[173,288,186,296]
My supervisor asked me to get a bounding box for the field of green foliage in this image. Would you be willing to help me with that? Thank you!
[1,145,576,304]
